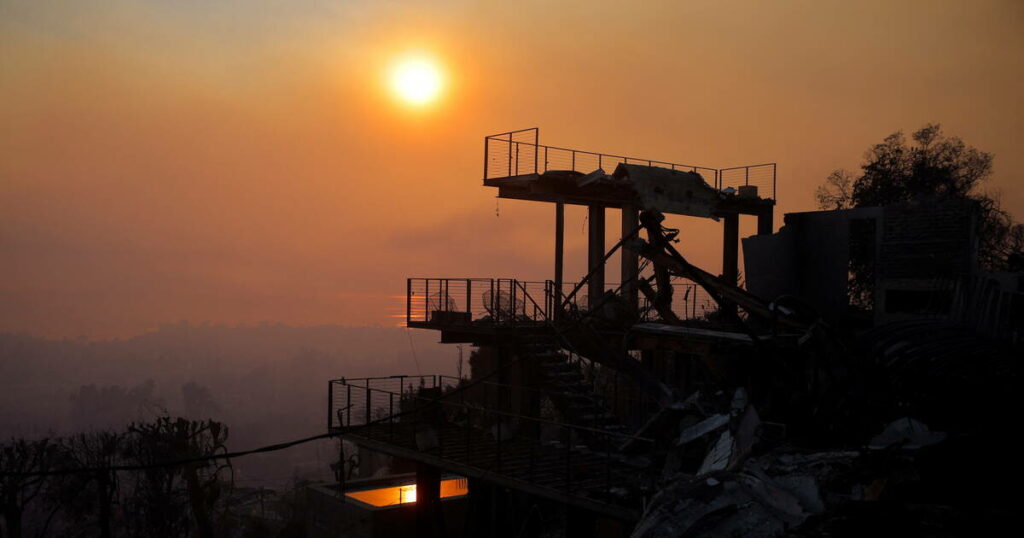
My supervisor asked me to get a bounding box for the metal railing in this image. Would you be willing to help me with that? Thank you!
[718,163,778,202]
[407,277,718,326]
[328,375,462,430]
[327,375,656,505]
[406,278,554,325]
[484,127,777,200]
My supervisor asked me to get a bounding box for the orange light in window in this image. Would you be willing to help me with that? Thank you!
[344,478,468,507]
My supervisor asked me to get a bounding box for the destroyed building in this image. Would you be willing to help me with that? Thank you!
[312,128,1022,537]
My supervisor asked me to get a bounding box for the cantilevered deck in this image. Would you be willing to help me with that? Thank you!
[483,128,777,217]
[405,277,719,342]
[328,376,656,521]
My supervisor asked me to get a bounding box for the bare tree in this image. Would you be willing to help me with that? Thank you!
[0,438,59,538]
[817,123,1023,270]
[815,169,855,210]
[58,432,122,538]
[125,418,231,538]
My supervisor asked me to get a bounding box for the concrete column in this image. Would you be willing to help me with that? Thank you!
[722,213,739,285]
[415,463,442,538]
[587,205,606,310]
[621,204,639,312]
[554,202,565,318]
[722,214,740,318]
[467,479,493,537]
[757,207,774,235]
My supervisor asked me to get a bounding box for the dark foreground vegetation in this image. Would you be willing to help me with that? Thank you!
[0,324,456,538]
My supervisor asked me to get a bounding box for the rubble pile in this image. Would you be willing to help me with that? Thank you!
[632,378,1014,538]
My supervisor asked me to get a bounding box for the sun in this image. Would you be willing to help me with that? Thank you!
[390,55,444,106]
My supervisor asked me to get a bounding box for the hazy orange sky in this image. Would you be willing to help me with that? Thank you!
[2,0,1022,338]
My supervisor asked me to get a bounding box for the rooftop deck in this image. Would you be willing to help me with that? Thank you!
[483,128,777,209]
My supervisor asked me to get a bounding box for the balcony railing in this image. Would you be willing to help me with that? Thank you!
[484,127,777,200]
[329,375,462,430]
[406,278,554,326]
[406,277,720,327]
[326,374,657,517]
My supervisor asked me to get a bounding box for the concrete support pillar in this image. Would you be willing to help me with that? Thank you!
[621,204,639,312]
[722,214,740,318]
[722,213,739,285]
[467,479,493,537]
[757,207,774,236]
[554,202,565,318]
[415,463,442,538]
[587,205,606,310]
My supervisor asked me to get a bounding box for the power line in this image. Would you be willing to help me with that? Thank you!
[2,347,532,478]
[1,431,335,478]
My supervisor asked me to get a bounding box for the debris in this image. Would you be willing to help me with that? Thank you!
[677,414,729,445]
[697,430,734,475]
[730,388,748,414]
[734,405,761,459]
[868,417,946,450]
[578,168,608,186]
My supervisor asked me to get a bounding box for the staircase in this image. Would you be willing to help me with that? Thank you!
[519,336,629,436]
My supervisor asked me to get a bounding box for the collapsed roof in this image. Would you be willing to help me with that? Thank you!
[483,163,772,220]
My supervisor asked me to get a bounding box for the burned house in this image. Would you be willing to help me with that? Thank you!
[317,128,1022,537]
[744,200,1022,340]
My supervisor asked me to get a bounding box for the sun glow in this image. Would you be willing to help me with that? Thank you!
[390,54,444,106]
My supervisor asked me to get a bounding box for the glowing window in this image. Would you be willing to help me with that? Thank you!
[344,478,468,507]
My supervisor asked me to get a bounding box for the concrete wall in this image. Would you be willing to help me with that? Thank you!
[743,201,984,327]
[743,207,881,324]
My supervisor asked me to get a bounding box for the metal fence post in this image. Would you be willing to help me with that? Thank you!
[425,279,432,320]
[534,138,538,174]
[508,280,515,324]
[346,383,351,428]
[365,380,371,425]
[327,381,333,431]
[515,142,520,175]
[489,279,496,323]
